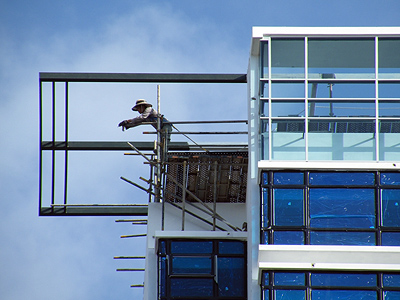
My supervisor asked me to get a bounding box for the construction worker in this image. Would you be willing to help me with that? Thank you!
[118,99,171,160]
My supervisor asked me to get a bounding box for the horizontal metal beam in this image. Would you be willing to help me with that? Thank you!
[41,141,248,151]
[39,72,247,83]
[40,206,148,216]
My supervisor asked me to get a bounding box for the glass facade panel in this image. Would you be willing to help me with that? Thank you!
[310,188,375,228]
[379,39,400,79]
[379,83,400,98]
[273,231,304,245]
[271,120,305,160]
[311,273,377,287]
[308,39,375,79]
[218,257,246,297]
[261,42,268,78]
[309,172,375,185]
[382,232,400,246]
[384,274,400,287]
[312,290,377,299]
[261,171,400,246]
[271,82,304,98]
[379,102,400,117]
[274,290,306,300]
[171,241,213,254]
[170,278,213,297]
[271,101,305,117]
[381,189,400,227]
[274,273,305,286]
[310,231,376,245]
[172,257,212,274]
[384,291,400,300]
[309,101,375,117]
[158,240,246,300]
[308,82,376,98]
[273,189,304,226]
[271,39,305,79]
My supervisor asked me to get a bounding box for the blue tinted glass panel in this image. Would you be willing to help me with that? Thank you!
[384,274,400,287]
[159,240,166,255]
[263,172,269,185]
[310,188,375,228]
[307,82,375,98]
[312,290,377,300]
[274,189,304,226]
[381,173,400,185]
[310,231,376,245]
[263,272,270,287]
[170,278,213,297]
[263,290,270,300]
[379,102,400,117]
[274,273,305,286]
[382,232,400,246]
[170,241,213,254]
[275,290,305,300]
[271,101,305,117]
[382,190,400,227]
[172,257,212,274]
[263,188,269,227]
[271,39,305,79]
[218,241,244,255]
[262,231,269,244]
[309,172,375,185]
[271,82,305,98]
[379,83,400,98]
[160,257,166,297]
[273,231,304,245]
[384,291,400,300]
[311,273,376,287]
[309,101,375,117]
[274,172,304,185]
[218,257,245,297]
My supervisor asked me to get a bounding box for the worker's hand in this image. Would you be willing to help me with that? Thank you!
[118,120,127,131]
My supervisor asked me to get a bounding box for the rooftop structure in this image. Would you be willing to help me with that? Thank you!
[39,27,400,300]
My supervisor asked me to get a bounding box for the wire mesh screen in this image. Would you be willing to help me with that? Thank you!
[164,152,248,203]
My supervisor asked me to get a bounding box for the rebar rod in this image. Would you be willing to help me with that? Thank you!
[120,233,147,238]
[143,131,248,135]
[116,268,145,271]
[114,256,146,259]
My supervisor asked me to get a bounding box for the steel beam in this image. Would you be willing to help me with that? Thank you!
[39,72,247,83]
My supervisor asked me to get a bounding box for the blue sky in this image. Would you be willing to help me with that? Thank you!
[1,1,400,299]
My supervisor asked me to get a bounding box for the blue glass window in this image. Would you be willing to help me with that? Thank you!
[274,172,304,185]
[310,231,375,245]
[381,190,400,227]
[384,274,400,287]
[384,291,400,300]
[311,273,377,287]
[309,172,375,186]
[382,232,400,246]
[274,273,305,286]
[170,241,212,254]
[274,189,304,226]
[381,173,400,185]
[170,278,213,297]
[312,290,377,300]
[159,240,246,299]
[273,231,304,245]
[310,188,375,228]
[218,257,246,297]
[274,290,306,299]
[172,257,212,274]
[219,241,245,254]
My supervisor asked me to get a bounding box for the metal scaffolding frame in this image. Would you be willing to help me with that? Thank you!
[39,72,247,217]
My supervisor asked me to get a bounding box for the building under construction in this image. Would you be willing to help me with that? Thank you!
[40,27,400,300]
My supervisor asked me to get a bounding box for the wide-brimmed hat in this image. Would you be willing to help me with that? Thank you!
[132,99,152,111]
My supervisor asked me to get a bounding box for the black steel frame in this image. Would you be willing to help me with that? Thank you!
[39,72,247,216]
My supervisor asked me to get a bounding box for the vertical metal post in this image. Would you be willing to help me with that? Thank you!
[39,79,43,215]
[181,160,187,231]
[212,161,218,231]
[51,82,56,211]
[157,85,161,202]
[64,82,68,212]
